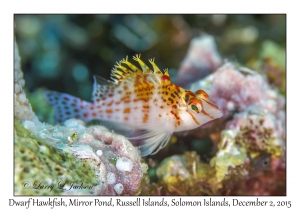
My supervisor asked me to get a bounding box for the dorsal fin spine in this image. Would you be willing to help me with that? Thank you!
[110,54,166,84]
[121,55,141,72]
[133,54,151,73]
[149,58,162,74]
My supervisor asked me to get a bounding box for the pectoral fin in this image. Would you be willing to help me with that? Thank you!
[129,130,173,156]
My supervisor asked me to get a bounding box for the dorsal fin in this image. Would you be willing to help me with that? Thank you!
[92,75,115,102]
[133,54,151,73]
[149,58,163,75]
[110,56,143,84]
[110,55,165,84]
[94,75,114,86]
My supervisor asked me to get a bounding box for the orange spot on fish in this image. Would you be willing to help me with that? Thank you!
[124,117,128,121]
[201,109,214,119]
[106,109,113,114]
[107,100,114,106]
[170,110,180,120]
[205,100,220,110]
[143,114,149,123]
[186,110,200,125]
[92,113,97,117]
[83,112,88,118]
[123,107,131,113]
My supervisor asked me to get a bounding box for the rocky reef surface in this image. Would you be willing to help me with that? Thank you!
[14,40,147,195]
[14,33,285,195]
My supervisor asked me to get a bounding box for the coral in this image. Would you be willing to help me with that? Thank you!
[14,120,99,195]
[14,40,145,195]
[230,157,286,195]
[190,62,285,123]
[142,121,284,195]
[14,39,40,125]
[209,130,248,184]
[17,118,146,195]
[226,105,284,157]
[175,35,222,88]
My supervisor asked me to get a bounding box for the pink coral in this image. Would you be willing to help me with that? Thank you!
[190,63,285,122]
[66,122,145,195]
[226,105,285,148]
[176,34,222,88]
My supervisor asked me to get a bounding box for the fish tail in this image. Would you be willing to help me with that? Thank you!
[44,90,95,123]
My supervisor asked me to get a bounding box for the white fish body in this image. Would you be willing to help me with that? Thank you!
[45,55,223,156]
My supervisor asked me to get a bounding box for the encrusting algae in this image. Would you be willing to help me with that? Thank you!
[44,55,223,156]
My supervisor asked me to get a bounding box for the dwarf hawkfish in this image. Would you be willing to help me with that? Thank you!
[44,55,223,156]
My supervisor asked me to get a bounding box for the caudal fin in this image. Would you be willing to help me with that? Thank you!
[44,90,94,123]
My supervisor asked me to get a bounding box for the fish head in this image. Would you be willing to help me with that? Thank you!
[178,89,223,131]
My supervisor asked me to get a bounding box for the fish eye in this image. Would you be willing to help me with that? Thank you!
[188,98,203,113]
[191,104,199,111]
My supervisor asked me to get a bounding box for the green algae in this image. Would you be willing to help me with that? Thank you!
[108,157,119,165]
[210,131,248,183]
[14,119,99,195]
